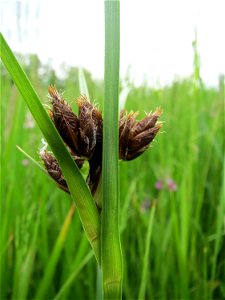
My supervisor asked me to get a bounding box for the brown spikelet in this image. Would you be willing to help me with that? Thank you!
[40,151,69,193]
[119,111,138,159]
[126,125,162,160]
[77,96,97,158]
[48,86,80,155]
[77,95,103,159]
[130,108,162,138]
[77,96,103,195]
[119,108,162,161]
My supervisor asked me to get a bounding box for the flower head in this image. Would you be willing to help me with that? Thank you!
[166,178,177,191]
[154,177,178,192]
[77,95,103,159]
[119,108,162,160]
[41,86,163,203]
[48,86,80,155]
[155,180,163,190]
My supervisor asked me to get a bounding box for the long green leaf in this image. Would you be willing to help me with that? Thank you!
[16,145,47,173]
[15,202,41,300]
[102,1,123,299]
[138,204,156,300]
[0,32,101,263]
[35,204,75,299]
[53,251,94,300]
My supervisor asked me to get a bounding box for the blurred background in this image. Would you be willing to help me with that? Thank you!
[1,0,224,300]
[2,0,225,86]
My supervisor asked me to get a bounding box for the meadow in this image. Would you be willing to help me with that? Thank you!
[1,50,224,300]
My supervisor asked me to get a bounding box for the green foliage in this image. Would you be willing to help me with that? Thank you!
[1,45,224,300]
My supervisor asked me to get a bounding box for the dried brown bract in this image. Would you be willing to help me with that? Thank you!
[119,108,162,160]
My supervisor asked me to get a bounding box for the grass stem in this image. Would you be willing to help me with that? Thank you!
[102,1,123,299]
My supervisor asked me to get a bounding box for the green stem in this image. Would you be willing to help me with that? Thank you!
[102,1,123,299]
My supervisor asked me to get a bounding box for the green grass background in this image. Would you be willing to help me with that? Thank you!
[1,51,224,299]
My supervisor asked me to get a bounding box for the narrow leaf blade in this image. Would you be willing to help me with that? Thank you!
[0,33,101,263]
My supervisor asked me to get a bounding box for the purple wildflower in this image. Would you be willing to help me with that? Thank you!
[166,178,177,191]
[155,180,163,190]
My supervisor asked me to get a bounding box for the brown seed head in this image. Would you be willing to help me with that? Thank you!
[119,108,162,160]
[40,148,86,194]
[46,86,163,201]
[48,86,80,155]
[40,150,69,193]
[77,95,103,159]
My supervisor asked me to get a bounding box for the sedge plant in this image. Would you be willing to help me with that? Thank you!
[0,1,163,298]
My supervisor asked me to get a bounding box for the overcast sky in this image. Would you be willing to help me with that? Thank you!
[1,0,225,86]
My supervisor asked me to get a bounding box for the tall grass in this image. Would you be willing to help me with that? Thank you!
[1,26,224,300]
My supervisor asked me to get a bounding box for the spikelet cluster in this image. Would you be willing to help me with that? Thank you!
[41,86,162,203]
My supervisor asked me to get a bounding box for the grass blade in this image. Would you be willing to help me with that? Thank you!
[35,204,76,299]
[138,204,156,300]
[15,203,41,300]
[0,32,101,263]
[16,145,46,173]
[53,251,94,300]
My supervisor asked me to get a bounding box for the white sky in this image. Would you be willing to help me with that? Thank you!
[1,0,225,86]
